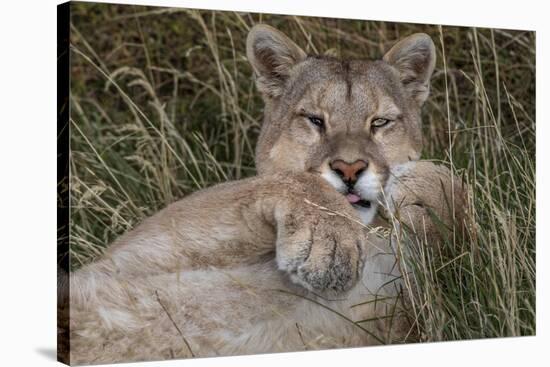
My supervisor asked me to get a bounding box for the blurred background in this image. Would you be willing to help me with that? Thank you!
[66,2,535,342]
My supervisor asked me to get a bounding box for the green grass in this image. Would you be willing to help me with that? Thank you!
[67,3,535,342]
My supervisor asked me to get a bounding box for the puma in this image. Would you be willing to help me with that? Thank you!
[60,25,467,364]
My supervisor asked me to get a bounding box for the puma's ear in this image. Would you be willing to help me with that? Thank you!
[383,33,436,106]
[246,24,307,98]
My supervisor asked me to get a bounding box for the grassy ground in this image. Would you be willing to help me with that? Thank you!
[67,3,535,343]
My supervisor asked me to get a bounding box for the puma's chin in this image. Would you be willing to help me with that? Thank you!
[320,168,384,225]
[353,204,378,225]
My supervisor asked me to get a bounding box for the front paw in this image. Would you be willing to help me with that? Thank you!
[383,161,469,239]
[276,211,365,294]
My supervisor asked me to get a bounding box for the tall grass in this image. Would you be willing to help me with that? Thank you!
[398,27,535,340]
[67,3,535,341]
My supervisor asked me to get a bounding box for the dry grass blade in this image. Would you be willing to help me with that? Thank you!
[155,291,195,357]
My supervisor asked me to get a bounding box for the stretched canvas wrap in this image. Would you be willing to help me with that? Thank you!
[57,1,536,365]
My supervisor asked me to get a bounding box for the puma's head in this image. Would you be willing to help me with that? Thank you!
[247,25,435,223]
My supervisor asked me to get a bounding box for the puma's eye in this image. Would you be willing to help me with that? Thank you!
[307,115,325,129]
[371,118,390,129]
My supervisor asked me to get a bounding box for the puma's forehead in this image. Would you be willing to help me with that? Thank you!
[284,57,407,122]
[291,56,401,93]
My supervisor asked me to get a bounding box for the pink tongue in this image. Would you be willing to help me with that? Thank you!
[346,193,361,204]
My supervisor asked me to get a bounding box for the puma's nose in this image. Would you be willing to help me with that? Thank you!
[330,160,368,185]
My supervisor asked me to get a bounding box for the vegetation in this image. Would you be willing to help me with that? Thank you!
[67,3,535,342]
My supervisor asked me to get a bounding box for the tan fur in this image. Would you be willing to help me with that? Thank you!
[63,25,468,365]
